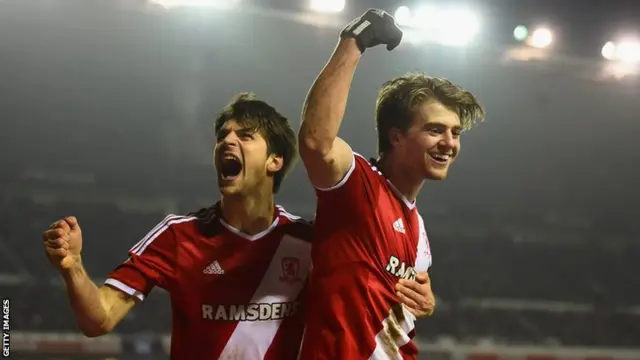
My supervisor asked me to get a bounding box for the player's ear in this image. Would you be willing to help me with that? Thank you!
[267,154,284,174]
[388,127,403,148]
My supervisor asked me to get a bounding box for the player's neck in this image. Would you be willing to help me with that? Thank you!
[220,191,276,235]
[376,154,424,204]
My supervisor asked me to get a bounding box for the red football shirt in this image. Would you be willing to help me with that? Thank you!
[106,203,312,360]
[299,153,433,360]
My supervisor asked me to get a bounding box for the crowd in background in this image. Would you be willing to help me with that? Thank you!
[3,197,639,348]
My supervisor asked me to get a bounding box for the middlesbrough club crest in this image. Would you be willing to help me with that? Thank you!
[279,257,301,283]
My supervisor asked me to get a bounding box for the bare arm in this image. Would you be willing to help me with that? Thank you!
[298,38,362,189]
[61,259,138,337]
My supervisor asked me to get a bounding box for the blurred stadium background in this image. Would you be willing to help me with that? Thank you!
[1,0,640,358]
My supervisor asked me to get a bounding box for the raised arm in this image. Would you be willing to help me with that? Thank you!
[45,215,176,337]
[43,217,138,337]
[298,38,361,190]
[298,9,402,189]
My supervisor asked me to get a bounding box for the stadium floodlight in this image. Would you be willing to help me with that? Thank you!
[412,4,444,31]
[395,5,480,47]
[150,0,239,9]
[601,39,640,63]
[394,6,412,27]
[601,41,616,60]
[529,27,553,48]
[431,8,480,46]
[513,25,528,42]
[616,40,640,63]
[310,0,345,13]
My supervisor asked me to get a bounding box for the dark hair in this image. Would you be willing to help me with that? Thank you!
[375,72,486,155]
[214,92,297,193]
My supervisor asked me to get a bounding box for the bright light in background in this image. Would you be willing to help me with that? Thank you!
[310,0,345,13]
[513,25,528,41]
[601,39,640,63]
[394,5,481,47]
[602,41,616,60]
[529,27,553,48]
[433,8,480,46]
[394,6,412,27]
[413,5,438,29]
[616,40,640,63]
[150,0,239,9]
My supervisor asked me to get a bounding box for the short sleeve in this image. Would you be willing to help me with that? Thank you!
[313,153,382,229]
[105,215,179,300]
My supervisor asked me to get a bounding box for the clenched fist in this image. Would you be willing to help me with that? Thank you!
[43,216,83,271]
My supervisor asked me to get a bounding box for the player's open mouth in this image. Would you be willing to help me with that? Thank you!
[220,155,243,180]
[428,153,450,165]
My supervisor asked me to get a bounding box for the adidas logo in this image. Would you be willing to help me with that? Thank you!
[203,260,224,275]
[393,218,405,234]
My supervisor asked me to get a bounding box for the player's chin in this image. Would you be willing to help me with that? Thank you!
[219,187,240,196]
[217,177,243,195]
[425,168,449,180]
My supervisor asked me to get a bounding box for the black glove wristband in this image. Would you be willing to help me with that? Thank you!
[340,28,368,53]
[340,9,402,54]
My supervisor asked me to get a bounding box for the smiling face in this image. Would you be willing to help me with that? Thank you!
[374,73,485,182]
[214,120,283,196]
[390,101,462,180]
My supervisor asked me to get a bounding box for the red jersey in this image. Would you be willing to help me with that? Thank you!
[299,153,432,360]
[106,203,312,360]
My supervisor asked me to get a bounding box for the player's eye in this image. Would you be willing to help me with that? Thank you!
[215,130,228,142]
[238,133,254,141]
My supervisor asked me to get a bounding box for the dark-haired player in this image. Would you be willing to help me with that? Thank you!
[44,93,311,360]
[298,9,486,360]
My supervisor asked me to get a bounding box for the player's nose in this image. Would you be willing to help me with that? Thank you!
[438,131,456,149]
[220,131,241,148]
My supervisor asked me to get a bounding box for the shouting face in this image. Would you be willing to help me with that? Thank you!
[214,120,283,196]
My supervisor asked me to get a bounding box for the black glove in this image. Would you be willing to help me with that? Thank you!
[340,9,403,53]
